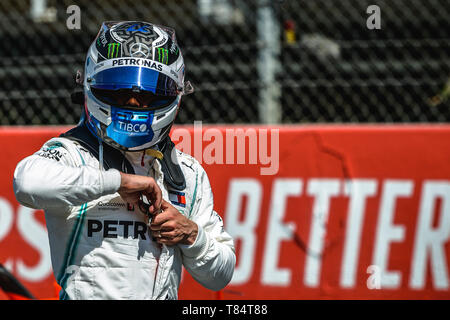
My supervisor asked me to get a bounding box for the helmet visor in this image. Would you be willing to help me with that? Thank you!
[91,87,177,110]
[90,65,179,96]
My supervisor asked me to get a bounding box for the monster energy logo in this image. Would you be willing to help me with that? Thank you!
[107,43,121,58]
[156,47,169,64]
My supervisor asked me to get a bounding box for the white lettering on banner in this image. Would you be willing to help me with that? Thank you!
[225,179,262,285]
[340,179,378,288]
[0,200,52,282]
[16,206,52,281]
[0,197,14,271]
[304,179,341,287]
[372,180,412,289]
[410,181,450,290]
[262,179,301,285]
[0,197,13,246]
[2,178,449,291]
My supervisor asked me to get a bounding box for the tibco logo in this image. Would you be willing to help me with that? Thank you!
[118,122,148,133]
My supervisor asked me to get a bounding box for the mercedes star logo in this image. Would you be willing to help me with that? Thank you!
[129,42,150,58]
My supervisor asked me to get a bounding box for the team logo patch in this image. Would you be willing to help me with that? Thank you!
[37,143,65,161]
[168,191,186,207]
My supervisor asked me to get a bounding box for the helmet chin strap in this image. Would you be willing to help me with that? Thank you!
[145,149,163,159]
[60,123,186,191]
[96,122,104,171]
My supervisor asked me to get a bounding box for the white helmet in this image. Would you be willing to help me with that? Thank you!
[83,21,193,151]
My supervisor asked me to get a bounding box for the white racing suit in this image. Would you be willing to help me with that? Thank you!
[13,136,235,300]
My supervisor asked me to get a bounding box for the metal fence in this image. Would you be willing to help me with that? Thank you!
[0,0,449,125]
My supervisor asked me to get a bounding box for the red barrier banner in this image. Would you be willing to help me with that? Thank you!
[0,125,449,300]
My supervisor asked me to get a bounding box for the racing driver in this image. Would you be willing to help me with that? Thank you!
[13,21,236,300]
